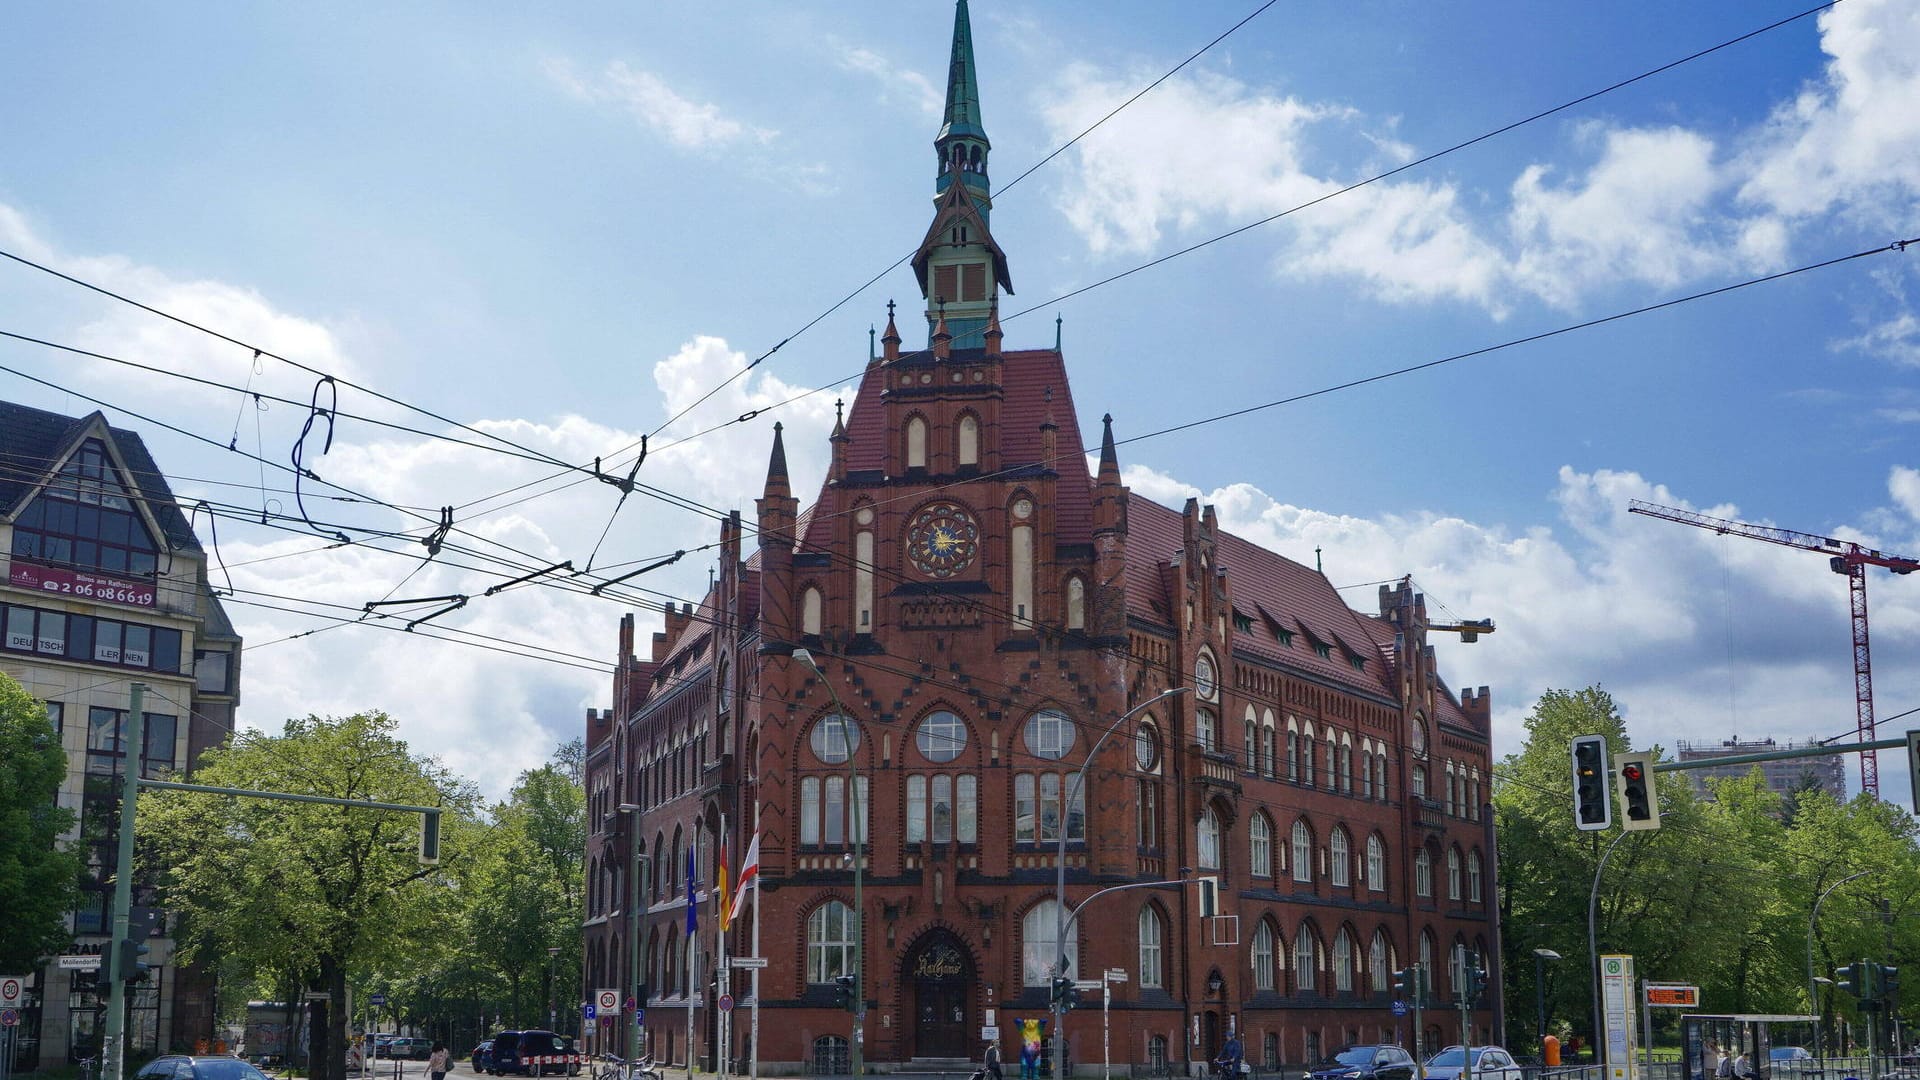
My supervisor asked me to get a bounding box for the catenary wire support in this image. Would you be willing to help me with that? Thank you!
[290,375,350,542]
[485,560,574,597]
[590,550,686,596]
[421,506,454,557]
[187,500,235,596]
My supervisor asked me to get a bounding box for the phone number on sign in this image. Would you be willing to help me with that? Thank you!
[37,579,156,605]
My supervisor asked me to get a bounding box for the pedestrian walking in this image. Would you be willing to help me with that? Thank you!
[429,1042,450,1080]
[984,1039,1004,1080]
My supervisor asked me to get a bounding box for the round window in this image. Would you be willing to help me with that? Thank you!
[916,710,968,763]
[1194,654,1217,701]
[1024,710,1076,760]
[1134,723,1159,770]
[809,714,860,764]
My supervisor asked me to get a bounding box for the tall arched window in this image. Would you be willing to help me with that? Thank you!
[855,530,874,630]
[906,416,928,469]
[1138,906,1164,989]
[1330,828,1351,887]
[1286,725,1300,781]
[1022,900,1077,986]
[957,415,979,466]
[1376,752,1389,800]
[1366,835,1386,892]
[1447,848,1463,901]
[1065,576,1086,631]
[1468,849,1484,902]
[1197,806,1221,869]
[1293,929,1317,991]
[1249,813,1272,877]
[1301,731,1316,786]
[1370,931,1390,994]
[1419,932,1435,979]
[1414,848,1433,897]
[1251,920,1276,991]
[1291,821,1313,883]
[806,901,856,984]
[1260,724,1276,777]
[802,586,823,636]
[1333,929,1355,992]
[1196,709,1217,751]
[1011,524,1034,628]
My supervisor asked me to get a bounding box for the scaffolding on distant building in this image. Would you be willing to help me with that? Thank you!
[1674,737,1849,800]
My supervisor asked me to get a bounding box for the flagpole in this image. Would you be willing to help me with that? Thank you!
[750,805,763,1080]
[687,837,698,1080]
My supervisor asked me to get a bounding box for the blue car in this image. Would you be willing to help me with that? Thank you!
[1304,1046,1417,1080]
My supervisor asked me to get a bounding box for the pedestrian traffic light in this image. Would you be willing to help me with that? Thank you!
[833,973,856,1011]
[1837,963,1862,997]
[1571,735,1612,831]
[117,937,151,984]
[1615,751,1661,832]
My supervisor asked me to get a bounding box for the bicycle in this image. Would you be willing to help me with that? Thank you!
[594,1054,661,1080]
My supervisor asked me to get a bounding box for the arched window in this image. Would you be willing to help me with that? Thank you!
[1197,806,1221,870]
[1065,576,1086,631]
[1249,813,1272,878]
[806,901,856,984]
[1286,725,1300,781]
[906,416,928,469]
[1301,731,1316,786]
[1291,821,1313,883]
[1333,929,1355,992]
[1011,523,1034,628]
[1330,828,1351,887]
[958,414,979,466]
[1447,848,1463,901]
[855,529,874,630]
[802,586,823,636]
[1195,709,1217,751]
[1376,752,1389,800]
[1370,931,1391,994]
[1138,906,1164,989]
[1468,849,1484,902]
[1418,932,1435,980]
[1339,742,1353,793]
[716,656,731,715]
[1260,724,1276,777]
[1022,900,1077,986]
[1360,742,1374,798]
[906,775,927,842]
[1294,929,1317,991]
[1411,765,1427,798]
[1366,835,1386,892]
[1415,848,1433,897]
[800,777,821,844]
[1245,717,1257,769]
[1251,920,1276,991]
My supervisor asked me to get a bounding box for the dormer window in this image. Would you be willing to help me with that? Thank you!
[10,439,161,578]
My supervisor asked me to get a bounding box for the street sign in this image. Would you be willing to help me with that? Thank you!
[58,955,102,970]
[304,991,332,1001]
[595,989,620,1012]
[1645,985,1700,1008]
[583,1005,597,1021]
[981,1026,1000,1042]
[369,993,388,1007]
[2,1008,19,1028]
[0,978,23,1007]
[1104,969,1128,983]
[719,994,734,1012]
[731,957,768,969]
[1391,1001,1409,1017]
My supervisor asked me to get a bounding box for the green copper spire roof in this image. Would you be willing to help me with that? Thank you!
[938,0,986,143]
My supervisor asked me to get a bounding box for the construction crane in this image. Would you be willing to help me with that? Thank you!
[1627,498,1920,795]
[1430,618,1495,642]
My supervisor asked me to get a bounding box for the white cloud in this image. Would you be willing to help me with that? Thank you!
[546,58,775,150]
[833,41,943,119]
[1119,459,1920,787]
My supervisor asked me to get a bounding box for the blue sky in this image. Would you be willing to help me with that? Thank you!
[3,1,1917,801]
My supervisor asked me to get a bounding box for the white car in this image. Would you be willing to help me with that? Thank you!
[1423,1046,1523,1080]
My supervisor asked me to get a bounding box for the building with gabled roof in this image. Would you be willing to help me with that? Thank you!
[1,399,243,1067]
[580,3,1498,1072]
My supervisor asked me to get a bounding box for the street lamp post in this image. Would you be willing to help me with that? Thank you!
[794,649,866,1079]
[1533,949,1562,1046]
[620,804,654,1062]
[1054,688,1191,1080]
[1810,870,1874,1066]
[549,947,562,1033]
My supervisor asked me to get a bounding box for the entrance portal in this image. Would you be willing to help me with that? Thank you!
[907,934,974,1059]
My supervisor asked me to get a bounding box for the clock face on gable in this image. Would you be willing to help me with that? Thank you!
[907,501,980,578]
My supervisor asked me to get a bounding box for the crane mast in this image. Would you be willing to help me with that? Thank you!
[1627,499,1919,795]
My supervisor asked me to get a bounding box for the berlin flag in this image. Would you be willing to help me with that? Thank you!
[728,832,761,926]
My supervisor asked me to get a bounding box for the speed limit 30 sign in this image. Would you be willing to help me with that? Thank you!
[0,976,26,1008]
[595,988,620,1012]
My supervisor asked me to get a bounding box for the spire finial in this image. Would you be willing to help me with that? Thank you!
[1055,313,1063,352]
[1098,412,1120,481]
[763,421,790,496]
[869,324,876,362]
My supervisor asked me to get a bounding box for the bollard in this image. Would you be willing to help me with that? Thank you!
[1543,1037,1561,1068]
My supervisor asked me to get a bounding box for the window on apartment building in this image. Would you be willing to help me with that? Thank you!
[904,774,978,844]
[806,901,856,984]
[9,440,162,577]
[1015,773,1085,842]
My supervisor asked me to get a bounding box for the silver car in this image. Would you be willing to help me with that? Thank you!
[1423,1046,1524,1080]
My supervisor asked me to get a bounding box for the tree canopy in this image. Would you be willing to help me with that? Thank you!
[0,672,82,971]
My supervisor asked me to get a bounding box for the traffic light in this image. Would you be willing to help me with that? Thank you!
[833,973,856,1011]
[1837,962,1862,998]
[117,937,151,984]
[1879,964,1900,1001]
[1571,735,1612,831]
[1615,751,1661,831]
[1466,963,1487,1004]
[1392,968,1412,996]
[1051,976,1074,1010]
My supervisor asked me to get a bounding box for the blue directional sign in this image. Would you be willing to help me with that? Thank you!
[369,993,387,1007]
[1391,1001,1409,1017]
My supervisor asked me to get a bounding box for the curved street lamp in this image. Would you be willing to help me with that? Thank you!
[1053,687,1192,1080]
[1533,948,1562,1044]
[1810,869,1875,1065]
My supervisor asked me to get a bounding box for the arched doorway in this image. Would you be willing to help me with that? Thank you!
[905,932,975,1059]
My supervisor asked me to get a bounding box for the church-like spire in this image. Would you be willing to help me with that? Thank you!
[763,421,790,498]
[913,0,1008,350]
[936,0,989,205]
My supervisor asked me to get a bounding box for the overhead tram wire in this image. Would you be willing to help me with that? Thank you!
[450,0,1847,513]
[440,0,1290,523]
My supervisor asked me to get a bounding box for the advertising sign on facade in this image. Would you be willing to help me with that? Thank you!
[9,562,157,608]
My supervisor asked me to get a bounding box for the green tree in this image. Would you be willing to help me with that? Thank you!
[0,672,83,970]
[140,712,474,1080]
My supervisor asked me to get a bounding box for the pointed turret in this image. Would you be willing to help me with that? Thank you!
[763,421,790,498]
[829,398,848,483]
[755,422,800,655]
[936,0,990,207]
[1097,412,1121,486]
[932,307,952,359]
[881,300,901,363]
[983,299,1003,358]
[913,0,1010,350]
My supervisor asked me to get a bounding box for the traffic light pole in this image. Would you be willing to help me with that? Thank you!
[101,686,146,1080]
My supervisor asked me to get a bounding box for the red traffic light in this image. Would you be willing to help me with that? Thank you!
[1622,764,1644,782]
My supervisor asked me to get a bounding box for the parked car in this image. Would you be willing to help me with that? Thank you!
[1771,1048,1815,1073]
[492,1030,578,1077]
[135,1058,275,1080]
[487,1032,523,1075]
[1424,1046,1524,1080]
[1304,1046,1418,1080]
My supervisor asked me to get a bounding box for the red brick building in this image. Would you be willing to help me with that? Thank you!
[581,3,1499,1072]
